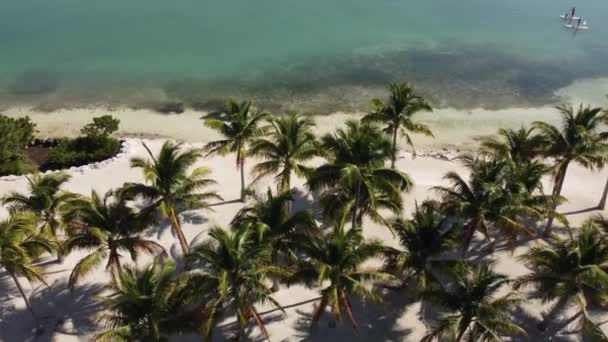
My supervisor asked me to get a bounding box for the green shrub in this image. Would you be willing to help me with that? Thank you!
[0,154,35,176]
[47,136,121,169]
[46,115,122,169]
[0,115,37,176]
[80,115,120,139]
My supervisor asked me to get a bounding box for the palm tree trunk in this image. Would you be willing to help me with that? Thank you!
[352,182,361,230]
[240,158,246,201]
[598,176,608,210]
[9,272,37,320]
[543,163,569,236]
[391,127,398,169]
[461,221,477,257]
[170,208,189,255]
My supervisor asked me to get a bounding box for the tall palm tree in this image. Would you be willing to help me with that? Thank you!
[94,259,198,341]
[308,121,412,230]
[420,262,524,342]
[185,226,286,341]
[433,155,534,256]
[249,113,319,193]
[203,99,270,200]
[362,82,433,168]
[533,104,608,233]
[232,188,319,291]
[479,126,545,164]
[383,201,457,289]
[514,224,608,336]
[121,141,222,255]
[2,172,79,259]
[290,220,392,331]
[63,190,166,287]
[0,213,53,319]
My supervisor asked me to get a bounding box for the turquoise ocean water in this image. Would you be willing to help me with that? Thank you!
[1,0,607,112]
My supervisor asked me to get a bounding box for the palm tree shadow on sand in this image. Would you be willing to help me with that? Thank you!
[0,279,104,342]
[291,287,414,341]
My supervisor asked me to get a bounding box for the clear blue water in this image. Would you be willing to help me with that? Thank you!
[1,0,607,112]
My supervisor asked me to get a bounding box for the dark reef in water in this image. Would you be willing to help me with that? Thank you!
[2,42,607,114]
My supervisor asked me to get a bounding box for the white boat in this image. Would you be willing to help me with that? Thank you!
[560,15,581,20]
[564,23,589,30]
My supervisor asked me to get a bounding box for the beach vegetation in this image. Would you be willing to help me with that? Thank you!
[62,190,166,288]
[0,212,53,320]
[121,141,222,255]
[47,115,122,169]
[362,82,433,168]
[307,120,412,231]
[533,104,608,234]
[420,261,524,341]
[514,222,608,337]
[0,115,37,176]
[203,99,270,201]
[231,188,319,291]
[383,201,458,290]
[250,113,319,193]
[288,218,393,331]
[185,226,286,341]
[94,259,198,341]
[2,172,78,260]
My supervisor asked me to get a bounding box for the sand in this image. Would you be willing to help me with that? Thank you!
[1,78,608,340]
[0,137,607,341]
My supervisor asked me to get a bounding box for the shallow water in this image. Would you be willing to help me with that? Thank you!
[1,0,607,112]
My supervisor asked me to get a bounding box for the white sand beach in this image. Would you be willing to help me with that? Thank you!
[1,136,607,341]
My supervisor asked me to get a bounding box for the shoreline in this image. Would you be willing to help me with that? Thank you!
[2,77,606,151]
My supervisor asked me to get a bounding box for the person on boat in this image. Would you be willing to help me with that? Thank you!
[576,17,582,28]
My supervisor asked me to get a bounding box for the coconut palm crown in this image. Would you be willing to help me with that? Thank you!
[308,120,412,230]
[289,219,393,331]
[250,113,319,192]
[0,212,53,319]
[514,223,608,336]
[121,141,222,255]
[185,226,287,341]
[533,104,608,232]
[362,82,433,168]
[420,262,524,342]
[203,99,270,200]
[94,259,198,341]
[63,190,166,287]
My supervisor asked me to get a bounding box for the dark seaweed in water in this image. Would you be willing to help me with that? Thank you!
[2,43,608,114]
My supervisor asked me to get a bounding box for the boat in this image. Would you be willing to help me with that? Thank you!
[564,23,589,30]
[560,15,581,20]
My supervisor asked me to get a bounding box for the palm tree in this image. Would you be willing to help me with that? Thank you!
[290,220,392,331]
[533,104,608,232]
[63,190,166,287]
[420,262,524,342]
[308,120,412,230]
[383,201,457,289]
[249,113,319,193]
[232,188,319,291]
[433,155,534,256]
[2,172,79,260]
[185,226,286,341]
[514,224,608,336]
[0,213,53,319]
[479,126,545,164]
[203,99,270,200]
[362,82,433,168]
[121,141,222,255]
[94,259,198,341]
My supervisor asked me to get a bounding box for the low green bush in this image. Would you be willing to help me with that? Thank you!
[0,115,37,176]
[47,136,121,169]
